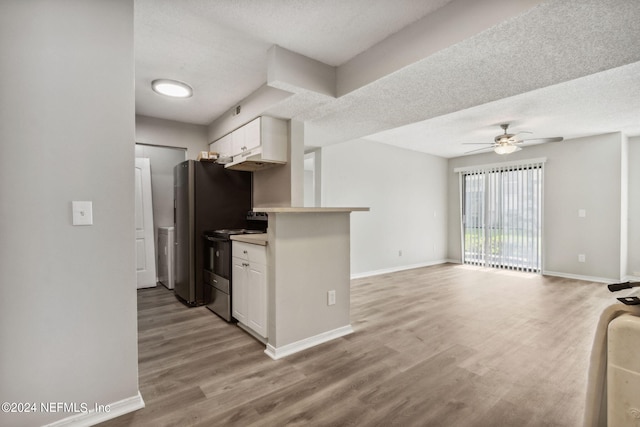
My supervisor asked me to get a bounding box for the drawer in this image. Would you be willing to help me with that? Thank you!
[232,241,266,264]
[203,270,229,293]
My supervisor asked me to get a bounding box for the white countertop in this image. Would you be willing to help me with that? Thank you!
[230,233,268,245]
[252,207,369,213]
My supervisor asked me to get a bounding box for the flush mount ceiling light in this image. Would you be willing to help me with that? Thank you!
[151,79,193,98]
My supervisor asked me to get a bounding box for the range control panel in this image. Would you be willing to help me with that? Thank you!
[246,211,268,222]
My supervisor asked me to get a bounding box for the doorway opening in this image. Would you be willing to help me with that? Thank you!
[135,143,187,287]
[304,150,321,207]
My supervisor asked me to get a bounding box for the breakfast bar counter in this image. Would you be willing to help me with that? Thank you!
[252,207,369,359]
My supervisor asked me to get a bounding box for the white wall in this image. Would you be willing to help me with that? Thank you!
[136,115,209,160]
[321,139,448,276]
[629,136,640,279]
[0,1,139,426]
[447,133,628,282]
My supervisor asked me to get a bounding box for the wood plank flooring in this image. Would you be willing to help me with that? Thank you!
[99,263,617,427]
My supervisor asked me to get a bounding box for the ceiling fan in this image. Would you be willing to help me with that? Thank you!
[464,124,563,155]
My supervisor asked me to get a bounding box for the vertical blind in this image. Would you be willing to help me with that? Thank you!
[461,160,544,273]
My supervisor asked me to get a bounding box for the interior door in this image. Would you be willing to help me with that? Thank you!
[135,158,157,289]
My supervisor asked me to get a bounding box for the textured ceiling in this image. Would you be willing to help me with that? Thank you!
[135,0,452,124]
[135,0,640,158]
[365,61,640,157]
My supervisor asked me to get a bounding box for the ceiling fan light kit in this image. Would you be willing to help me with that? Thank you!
[463,123,563,156]
[494,144,520,155]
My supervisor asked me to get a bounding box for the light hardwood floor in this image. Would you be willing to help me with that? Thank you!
[100,263,617,426]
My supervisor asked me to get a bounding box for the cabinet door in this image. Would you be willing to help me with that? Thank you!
[231,126,245,156]
[231,118,261,156]
[247,262,267,338]
[231,257,247,324]
[212,133,232,157]
[242,117,261,153]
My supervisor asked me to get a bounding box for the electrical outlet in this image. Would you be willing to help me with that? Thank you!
[578,254,586,263]
[327,290,336,306]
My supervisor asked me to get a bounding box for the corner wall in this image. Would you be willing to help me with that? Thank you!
[0,1,140,425]
[629,136,640,279]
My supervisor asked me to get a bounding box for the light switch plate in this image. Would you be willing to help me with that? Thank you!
[72,201,93,226]
[327,290,336,306]
[578,209,586,218]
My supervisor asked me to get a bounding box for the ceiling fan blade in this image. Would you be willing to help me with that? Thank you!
[462,142,494,145]
[464,146,494,154]
[520,136,563,144]
[512,131,533,137]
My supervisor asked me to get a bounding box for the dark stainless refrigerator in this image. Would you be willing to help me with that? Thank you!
[173,160,252,306]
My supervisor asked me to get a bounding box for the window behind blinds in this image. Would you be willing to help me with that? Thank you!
[461,160,544,273]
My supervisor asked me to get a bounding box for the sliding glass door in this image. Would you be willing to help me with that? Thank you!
[462,162,543,273]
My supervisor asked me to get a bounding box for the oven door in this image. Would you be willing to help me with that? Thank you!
[204,236,230,280]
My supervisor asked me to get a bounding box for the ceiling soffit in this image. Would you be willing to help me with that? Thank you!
[296,0,640,149]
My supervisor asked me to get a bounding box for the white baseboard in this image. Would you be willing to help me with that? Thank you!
[543,270,618,284]
[264,325,354,360]
[351,259,451,279]
[44,391,145,427]
[353,262,632,284]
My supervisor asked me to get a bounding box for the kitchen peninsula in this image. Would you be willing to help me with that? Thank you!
[251,207,368,359]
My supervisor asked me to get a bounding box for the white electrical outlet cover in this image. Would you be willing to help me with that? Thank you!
[327,290,336,306]
[72,201,93,225]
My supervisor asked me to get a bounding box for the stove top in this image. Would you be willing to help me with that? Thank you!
[206,229,265,239]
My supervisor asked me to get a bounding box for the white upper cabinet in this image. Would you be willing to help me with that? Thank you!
[210,132,232,158]
[227,116,288,171]
[231,117,261,155]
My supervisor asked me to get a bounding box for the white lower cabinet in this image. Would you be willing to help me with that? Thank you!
[231,257,248,325]
[232,241,267,338]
